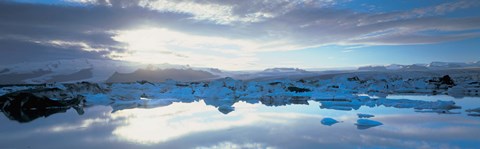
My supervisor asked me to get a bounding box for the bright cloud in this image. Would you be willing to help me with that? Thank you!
[110,27,307,69]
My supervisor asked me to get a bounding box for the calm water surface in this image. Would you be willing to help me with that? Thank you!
[1,95,479,149]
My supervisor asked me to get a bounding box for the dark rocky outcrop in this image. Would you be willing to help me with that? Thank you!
[0,91,84,123]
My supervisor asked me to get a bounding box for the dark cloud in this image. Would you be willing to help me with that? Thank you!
[0,39,108,64]
[0,1,196,64]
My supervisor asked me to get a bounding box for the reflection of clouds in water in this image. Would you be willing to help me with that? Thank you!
[109,101,327,144]
[111,100,260,144]
[1,99,479,148]
[296,114,478,148]
[42,118,111,132]
[81,102,480,147]
[372,115,480,140]
[349,135,459,149]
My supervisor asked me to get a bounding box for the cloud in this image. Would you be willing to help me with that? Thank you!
[69,0,342,24]
[0,1,192,64]
[0,38,108,64]
[413,0,480,16]
[1,0,480,68]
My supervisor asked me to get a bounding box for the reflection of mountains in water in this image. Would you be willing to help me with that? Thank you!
[0,91,84,123]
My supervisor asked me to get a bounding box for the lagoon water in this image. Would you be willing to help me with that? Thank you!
[1,95,479,149]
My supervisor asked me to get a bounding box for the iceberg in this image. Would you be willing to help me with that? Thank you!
[321,118,340,126]
[355,119,383,130]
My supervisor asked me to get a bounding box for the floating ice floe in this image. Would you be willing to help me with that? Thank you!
[318,99,362,111]
[318,97,461,112]
[466,108,480,117]
[355,119,383,130]
[466,107,480,113]
[357,113,375,118]
[448,86,466,98]
[415,109,460,114]
[467,113,480,117]
[321,118,340,126]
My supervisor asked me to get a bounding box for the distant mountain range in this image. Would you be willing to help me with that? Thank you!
[106,68,219,83]
[0,59,479,84]
[358,61,480,71]
[0,59,184,84]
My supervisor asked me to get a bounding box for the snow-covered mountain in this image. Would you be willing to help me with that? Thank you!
[358,61,480,71]
[106,68,220,83]
[1,59,479,84]
[263,68,308,73]
[0,59,210,84]
[231,68,317,81]
[0,61,319,84]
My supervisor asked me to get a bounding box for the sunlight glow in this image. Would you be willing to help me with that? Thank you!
[111,28,262,70]
[109,27,306,70]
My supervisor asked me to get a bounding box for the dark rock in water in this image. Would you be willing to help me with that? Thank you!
[0,92,84,123]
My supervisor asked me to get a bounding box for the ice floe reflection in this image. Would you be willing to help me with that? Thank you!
[0,95,480,148]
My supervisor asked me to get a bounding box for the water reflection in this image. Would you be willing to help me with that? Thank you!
[0,95,480,148]
[111,101,266,144]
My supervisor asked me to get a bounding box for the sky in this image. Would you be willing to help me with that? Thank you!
[0,0,479,70]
